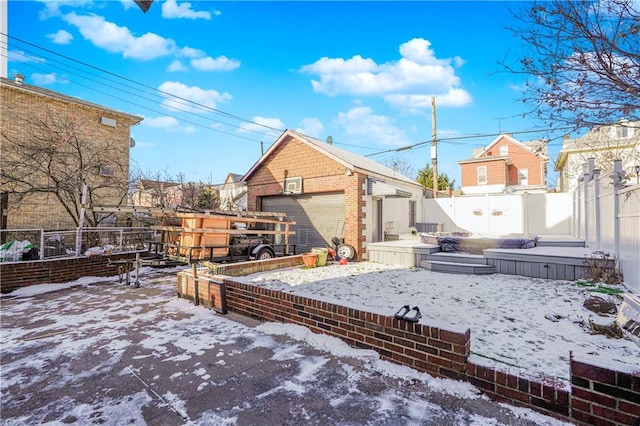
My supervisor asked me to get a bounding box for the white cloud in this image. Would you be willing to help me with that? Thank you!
[301,38,471,111]
[37,1,92,20]
[295,118,324,138]
[47,29,74,44]
[143,116,196,133]
[158,81,232,112]
[238,117,285,135]
[190,56,240,71]
[385,88,472,109]
[143,116,181,128]
[63,12,176,60]
[162,0,212,20]
[31,73,59,85]
[178,46,205,58]
[167,60,187,72]
[119,0,135,10]
[334,107,409,146]
[59,11,236,72]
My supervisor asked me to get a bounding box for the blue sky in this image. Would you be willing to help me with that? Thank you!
[6,0,568,187]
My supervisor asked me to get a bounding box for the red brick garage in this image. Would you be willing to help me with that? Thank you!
[242,129,424,260]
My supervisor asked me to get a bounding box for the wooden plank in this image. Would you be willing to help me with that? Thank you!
[150,226,295,235]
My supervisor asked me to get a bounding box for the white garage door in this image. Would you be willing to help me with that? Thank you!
[261,192,345,254]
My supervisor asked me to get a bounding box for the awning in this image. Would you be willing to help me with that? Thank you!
[367,179,413,198]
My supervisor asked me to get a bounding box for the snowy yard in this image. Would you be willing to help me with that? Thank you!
[237,261,640,384]
[1,268,573,425]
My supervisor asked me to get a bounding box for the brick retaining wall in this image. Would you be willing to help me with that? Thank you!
[570,356,640,425]
[0,252,144,293]
[223,278,471,380]
[175,262,640,425]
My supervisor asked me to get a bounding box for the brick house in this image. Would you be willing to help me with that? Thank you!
[1,75,142,230]
[242,129,426,259]
[458,134,548,195]
[554,120,640,192]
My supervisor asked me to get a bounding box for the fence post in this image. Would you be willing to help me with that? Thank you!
[75,228,82,257]
[39,229,45,260]
[609,160,626,259]
[593,169,601,249]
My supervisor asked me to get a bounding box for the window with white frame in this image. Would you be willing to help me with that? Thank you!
[499,145,508,156]
[477,166,487,185]
[518,168,529,186]
[612,124,633,139]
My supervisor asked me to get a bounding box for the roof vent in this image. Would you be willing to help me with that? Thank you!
[13,73,25,85]
[326,136,333,145]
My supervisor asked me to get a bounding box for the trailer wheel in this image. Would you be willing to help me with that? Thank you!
[336,244,356,261]
[256,247,275,260]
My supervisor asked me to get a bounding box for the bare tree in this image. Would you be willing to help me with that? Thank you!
[1,107,129,227]
[505,0,640,129]
[384,157,417,180]
[130,167,220,210]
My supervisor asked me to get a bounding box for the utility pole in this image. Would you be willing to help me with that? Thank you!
[431,97,438,198]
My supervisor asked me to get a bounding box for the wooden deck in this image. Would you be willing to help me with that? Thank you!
[484,246,602,280]
[368,236,604,280]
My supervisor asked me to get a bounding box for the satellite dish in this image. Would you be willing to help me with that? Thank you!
[130,137,136,148]
[326,136,333,145]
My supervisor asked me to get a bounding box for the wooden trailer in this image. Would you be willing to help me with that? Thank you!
[88,206,296,264]
[150,210,296,263]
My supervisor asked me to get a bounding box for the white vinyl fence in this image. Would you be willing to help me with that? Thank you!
[574,160,640,293]
[422,163,639,292]
[421,192,573,237]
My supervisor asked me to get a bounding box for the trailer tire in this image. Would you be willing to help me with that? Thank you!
[255,247,275,260]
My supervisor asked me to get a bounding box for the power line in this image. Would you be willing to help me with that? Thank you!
[2,33,282,132]
[3,33,372,152]
[0,51,277,143]
[365,126,578,158]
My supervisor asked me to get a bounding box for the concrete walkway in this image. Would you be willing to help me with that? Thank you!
[0,269,570,425]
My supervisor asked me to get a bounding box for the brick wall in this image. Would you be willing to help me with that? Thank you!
[570,356,640,425]
[0,252,143,293]
[461,159,507,187]
[460,136,547,189]
[1,81,138,230]
[223,277,471,380]
[246,136,367,259]
[173,260,639,425]
[467,360,570,419]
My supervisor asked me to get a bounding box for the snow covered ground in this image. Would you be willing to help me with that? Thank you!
[237,261,640,385]
[1,268,574,425]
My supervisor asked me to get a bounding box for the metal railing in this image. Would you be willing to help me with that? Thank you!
[0,227,154,262]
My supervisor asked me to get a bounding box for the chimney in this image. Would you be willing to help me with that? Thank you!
[13,73,25,85]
